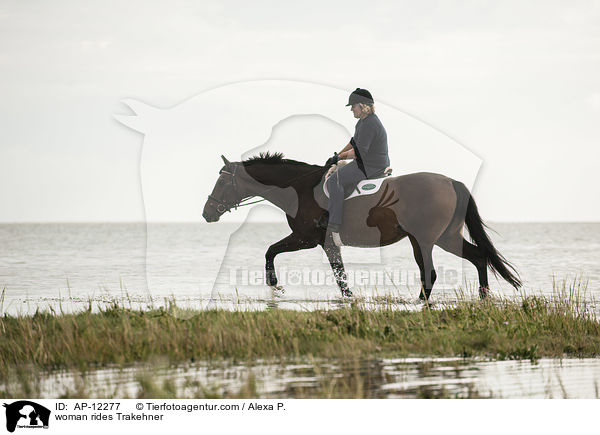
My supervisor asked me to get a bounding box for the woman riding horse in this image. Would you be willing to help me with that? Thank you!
[319,88,391,247]
[203,89,521,300]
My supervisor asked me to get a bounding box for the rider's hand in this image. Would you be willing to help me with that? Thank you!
[325,153,339,167]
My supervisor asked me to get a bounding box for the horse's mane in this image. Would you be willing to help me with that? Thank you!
[242,151,316,167]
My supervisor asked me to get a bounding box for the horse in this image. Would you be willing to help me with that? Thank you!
[202,152,521,300]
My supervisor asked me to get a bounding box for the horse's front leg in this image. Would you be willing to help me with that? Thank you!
[322,237,352,298]
[265,233,317,294]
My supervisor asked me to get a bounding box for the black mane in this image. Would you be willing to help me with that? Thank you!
[242,151,316,167]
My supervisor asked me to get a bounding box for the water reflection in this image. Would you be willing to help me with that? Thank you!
[25,357,600,399]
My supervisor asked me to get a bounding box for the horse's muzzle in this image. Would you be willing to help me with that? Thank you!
[202,211,220,223]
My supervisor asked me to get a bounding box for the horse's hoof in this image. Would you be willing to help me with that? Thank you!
[266,271,278,287]
[341,289,353,298]
[479,286,490,299]
[270,285,285,297]
[417,295,432,305]
[419,297,434,308]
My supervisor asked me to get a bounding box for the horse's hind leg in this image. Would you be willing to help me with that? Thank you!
[437,234,489,299]
[409,236,436,301]
[321,239,352,297]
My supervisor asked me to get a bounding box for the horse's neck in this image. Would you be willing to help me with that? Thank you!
[240,164,310,216]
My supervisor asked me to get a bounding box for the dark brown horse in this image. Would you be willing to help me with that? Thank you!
[202,152,521,300]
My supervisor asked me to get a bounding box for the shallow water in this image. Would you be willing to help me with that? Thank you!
[20,357,600,399]
[0,222,598,314]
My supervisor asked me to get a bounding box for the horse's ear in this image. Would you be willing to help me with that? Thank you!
[221,155,231,168]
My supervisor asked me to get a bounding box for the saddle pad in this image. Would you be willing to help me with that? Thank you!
[323,176,388,200]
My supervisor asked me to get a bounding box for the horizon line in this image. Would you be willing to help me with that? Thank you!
[1,220,599,225]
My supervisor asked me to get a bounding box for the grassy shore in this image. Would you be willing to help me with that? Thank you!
[1,286,598,382]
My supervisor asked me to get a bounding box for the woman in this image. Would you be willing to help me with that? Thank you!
[319,88,391,246]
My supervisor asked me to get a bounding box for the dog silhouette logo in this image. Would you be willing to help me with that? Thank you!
[3,401,50,432]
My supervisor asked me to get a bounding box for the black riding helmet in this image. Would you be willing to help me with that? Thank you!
[346,88,374,106]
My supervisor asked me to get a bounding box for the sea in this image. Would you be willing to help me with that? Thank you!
[0,222,598,314]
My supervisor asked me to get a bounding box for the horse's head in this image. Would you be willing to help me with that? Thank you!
[202,155,245,222]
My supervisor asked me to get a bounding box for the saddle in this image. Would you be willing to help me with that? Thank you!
[323,161,393,200]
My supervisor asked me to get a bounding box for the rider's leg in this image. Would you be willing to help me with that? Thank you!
[326,161,367,232]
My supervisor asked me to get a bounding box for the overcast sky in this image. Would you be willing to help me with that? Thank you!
[1,0,599,222]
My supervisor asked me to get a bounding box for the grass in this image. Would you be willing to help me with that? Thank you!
[0,282,600,398]
[0,282,598,377]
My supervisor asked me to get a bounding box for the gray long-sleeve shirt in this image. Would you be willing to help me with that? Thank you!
[352,113,390,177]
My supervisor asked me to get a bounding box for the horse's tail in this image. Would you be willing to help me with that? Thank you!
[451,180,522,289]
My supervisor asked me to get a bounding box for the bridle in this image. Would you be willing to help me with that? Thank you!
[207,164,265,214]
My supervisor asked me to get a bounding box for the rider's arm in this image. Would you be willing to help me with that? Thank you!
[337,142,355,160]
[337,142,352,155]
[338,148,356,160]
